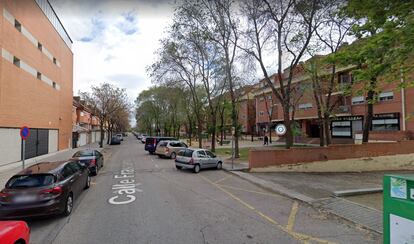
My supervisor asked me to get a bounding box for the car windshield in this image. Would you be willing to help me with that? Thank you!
[6,174,55,188]
[73,151,93,157]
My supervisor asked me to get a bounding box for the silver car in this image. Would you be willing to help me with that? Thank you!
[175,148,223,173]
[155,140,188,159]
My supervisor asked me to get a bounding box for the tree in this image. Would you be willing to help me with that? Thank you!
[306,2,353,146]
[240,0,327,148]
[199,0,242,157]
[81,83,129,148]
[343,0,414,142]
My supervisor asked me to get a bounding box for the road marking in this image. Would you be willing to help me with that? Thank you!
[287,201,299,231]
[91,182,97,186]
[218,184,280,197]
[155,164,159,169]
[108,162,142,205]
[214,175,232,184]
[200,175,336,244]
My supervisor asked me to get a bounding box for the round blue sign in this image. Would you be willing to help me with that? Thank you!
[20,126,30,140]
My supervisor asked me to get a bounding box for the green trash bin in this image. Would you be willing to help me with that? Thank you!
[383,174,414,244]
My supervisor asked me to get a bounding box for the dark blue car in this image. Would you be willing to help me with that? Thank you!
[144,137,176,154]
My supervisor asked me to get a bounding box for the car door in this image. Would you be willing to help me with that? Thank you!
[61,164,76,195]
[204,150,217,168]
[67,162,83,196]
[196,150,208,168]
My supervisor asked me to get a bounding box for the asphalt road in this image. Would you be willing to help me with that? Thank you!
[27,136,381,244]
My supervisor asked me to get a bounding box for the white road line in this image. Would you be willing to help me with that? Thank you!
[155,164,159,168]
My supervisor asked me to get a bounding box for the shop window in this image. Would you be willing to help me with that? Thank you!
[372,113,399,131]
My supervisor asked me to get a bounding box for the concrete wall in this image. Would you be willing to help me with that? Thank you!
[249,140,414,169]
[48,129,58,153]
[0,128,21,166]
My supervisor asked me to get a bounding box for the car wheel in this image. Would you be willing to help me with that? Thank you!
[84,175,91,189]
[170,152,176,159]
[63,194,73,216]
[216,162,222,170]
[176,165,182,170]
[193,164,200,173]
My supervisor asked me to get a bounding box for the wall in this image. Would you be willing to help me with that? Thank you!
[48,129,58,153]
[0,128,21,166]
[0,0,73,154]
[249,140,414,169]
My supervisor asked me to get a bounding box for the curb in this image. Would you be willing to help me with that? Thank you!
[223,169,383,234]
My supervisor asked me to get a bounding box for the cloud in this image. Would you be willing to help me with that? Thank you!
[80,17,106,42]
[116,10,139,35]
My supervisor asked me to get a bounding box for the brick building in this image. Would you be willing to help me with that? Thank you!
[72,97,103,148]
[0,0,73,166]
[253,59,414,142]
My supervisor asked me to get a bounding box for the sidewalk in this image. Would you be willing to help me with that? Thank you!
[0,143,107,188]
[222,168,410,234]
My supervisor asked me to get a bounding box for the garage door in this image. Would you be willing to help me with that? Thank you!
[79,133,87,147]
[23,128,49,160]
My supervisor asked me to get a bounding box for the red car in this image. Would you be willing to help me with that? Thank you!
[0,221,30,244]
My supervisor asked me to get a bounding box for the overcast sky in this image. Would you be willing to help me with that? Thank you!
[50,0,174,125]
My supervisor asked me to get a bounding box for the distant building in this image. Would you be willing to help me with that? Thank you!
[72,97,103,148]
[0,0,73,166]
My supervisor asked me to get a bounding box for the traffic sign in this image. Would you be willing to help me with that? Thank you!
[275,124,287,136]
[20,126,30,140]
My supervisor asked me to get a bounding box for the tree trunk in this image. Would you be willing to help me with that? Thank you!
[197,119,203,148]
[283,107,293,149]
[211,117,216,152]
[323,113,331,145]
[99,121,104,148]
[318,119,325,147]
[363,78,377,143]
[268,123,272,144]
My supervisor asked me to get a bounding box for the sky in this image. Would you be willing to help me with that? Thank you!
[50,0,175,126]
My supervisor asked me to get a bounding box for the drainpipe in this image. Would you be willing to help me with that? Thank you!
[400,69,406,131]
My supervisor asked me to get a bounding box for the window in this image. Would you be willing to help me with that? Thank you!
[6,174,55,188]
[351,96,364,105]
[80,112,84,116]
[52,81,57,89]
[298,103,313,110]
[339,73,351,84]
[259,97,264,102]
[61,165,74,179]
[197,151,206,158]
[379,91,394,101]
[53,57,57,64]
[13,56,20,67]
[68,162,81,172]
[205,151,216,158]
[184,149,194,157]
[38,42,43,51]
[331,121,352,137]
[14,19,22,32]
[259,111,264,116]
[37,72,42,80]
[372,113,399,131]
[268,95,272,100]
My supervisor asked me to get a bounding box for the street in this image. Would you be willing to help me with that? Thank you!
[22,136,380,244]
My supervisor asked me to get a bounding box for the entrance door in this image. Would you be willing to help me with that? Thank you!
[23,128,49,160]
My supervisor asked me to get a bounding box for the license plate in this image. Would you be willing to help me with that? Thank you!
[14,195,37,203]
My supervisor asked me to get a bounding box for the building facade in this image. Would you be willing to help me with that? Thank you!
[0,0,73,166]
[253,61,414,142]
[72,97,102,148]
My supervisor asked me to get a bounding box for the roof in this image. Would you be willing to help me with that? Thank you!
[16,161,72,175]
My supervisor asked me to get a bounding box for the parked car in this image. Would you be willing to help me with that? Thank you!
[72,149,104,176]
[155,140,188,159]
[140,135,147,144]
[0,221,30,244]
[0,160,90,219]
[110,136,121,145]
[145,137,176,154]
[175,148,223,173]
[116,133,123,141]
